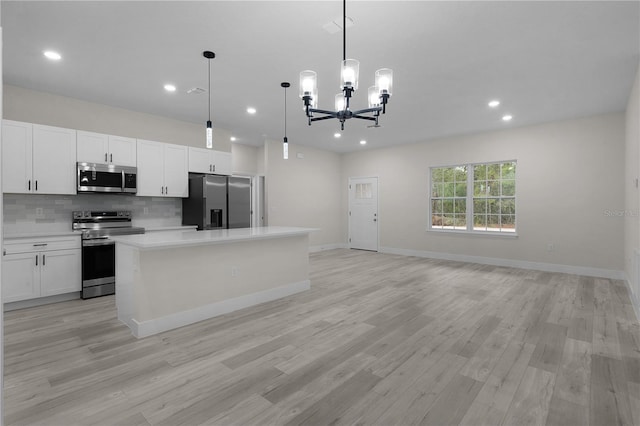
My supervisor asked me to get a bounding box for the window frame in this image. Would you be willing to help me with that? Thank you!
[428,160,518,237]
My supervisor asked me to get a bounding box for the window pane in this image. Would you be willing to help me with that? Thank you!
[442,214,454,228]
[502,214,516,229]
[474,199,486,214]
[487,215,500,230]
[501,198,515,215]
[487,164,501,180]
[454,214,466,228]
[432,182,444,197]
[502,162,516,179]
[454,166,467,182]
[488,181,500,196]
[443,182,455,197]
[488,198,500,214]
[454,198,466,213]
[473,214,486,229]
[502,180,515,196]
[432,168,444,182]
[432,199,442,214]
[443,199,453,213]
[474,182,487,197]
[455,183,467,197]
[474,164,487,181]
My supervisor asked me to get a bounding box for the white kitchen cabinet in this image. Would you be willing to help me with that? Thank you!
[2,120,76,195]
[137,139,188,197]
[77,130,137,166]
[2,236,81,303]
[188,147,232,175]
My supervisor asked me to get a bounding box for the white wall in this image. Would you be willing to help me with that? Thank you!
[231,143,258,175]
[342,113,625,276]
[625,62,640,318]
[3,85,232,152]
[264,139,342,249]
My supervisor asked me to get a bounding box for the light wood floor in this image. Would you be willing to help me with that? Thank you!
[4,249,640,426]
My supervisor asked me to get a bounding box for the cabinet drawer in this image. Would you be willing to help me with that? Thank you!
[3,236,81,255]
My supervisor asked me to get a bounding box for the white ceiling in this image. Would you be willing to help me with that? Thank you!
[2,1,639,153]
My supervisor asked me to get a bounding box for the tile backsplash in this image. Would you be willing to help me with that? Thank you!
[3,193,182,235]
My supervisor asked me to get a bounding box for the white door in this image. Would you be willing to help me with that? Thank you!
[2,252,40,302]
[2,120,33,194]
[163,143,189,197]
[108,135,137,166]
[136,139,165,196]
[349,177,379,251]
[77,130,109,164]
[32,124,76,195]
[40,249,81,296]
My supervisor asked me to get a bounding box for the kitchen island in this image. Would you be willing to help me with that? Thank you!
[111,226,316,338]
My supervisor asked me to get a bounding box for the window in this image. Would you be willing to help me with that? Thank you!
[430,161,516,233]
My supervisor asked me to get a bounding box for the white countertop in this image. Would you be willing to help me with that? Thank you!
[111,226,317,250]
[3,231,82,240]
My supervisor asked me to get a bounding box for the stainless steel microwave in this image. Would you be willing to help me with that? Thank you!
[77,163,137,194]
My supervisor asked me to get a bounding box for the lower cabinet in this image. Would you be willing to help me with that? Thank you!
[2,236,81,303]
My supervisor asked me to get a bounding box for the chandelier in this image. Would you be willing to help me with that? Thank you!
[299,0,393,130]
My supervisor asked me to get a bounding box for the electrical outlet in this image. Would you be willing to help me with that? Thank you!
[35,207,44,219]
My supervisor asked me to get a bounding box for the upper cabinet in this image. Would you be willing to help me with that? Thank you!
[137,139,188,198]
[188,147,232,175]
[77,130,136,166]
[2,120,76,195]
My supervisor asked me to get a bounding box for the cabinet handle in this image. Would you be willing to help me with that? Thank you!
[3,249,6,256]
[213,165,216,172]
[161,186,164,195]
[110,153,113,163]
[28,180,31,191]
[43,254,46,266]
[105,153,108,162]
[35,181,38,191]
[165,186,168,195]
[35,255,38,266]
[33,243,48,247]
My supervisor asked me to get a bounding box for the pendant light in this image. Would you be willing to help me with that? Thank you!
[203,50,215,149]
[299,0,392,130]
[281,82,290,159]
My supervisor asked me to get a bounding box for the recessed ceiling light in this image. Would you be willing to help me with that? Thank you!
[164,84,176,92]
[502,115,513,121]
[246,107,257,114]
[488,100,500,108]
[334,133,341,138]
[360,140,367,145]
[43,50,61,61]
[230,136,237,142]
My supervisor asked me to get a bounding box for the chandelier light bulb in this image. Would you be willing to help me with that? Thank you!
[335,94,346,112]
[299,70,317,98]
[341,59,360,90]
[375,68,393,96]
[368,86,380,108]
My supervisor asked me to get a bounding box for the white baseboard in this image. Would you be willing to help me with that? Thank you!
[379,246,625,280]
[309,242,348,253]
[129,280,310,338]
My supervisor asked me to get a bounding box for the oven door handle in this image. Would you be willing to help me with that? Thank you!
[83,238,115,247]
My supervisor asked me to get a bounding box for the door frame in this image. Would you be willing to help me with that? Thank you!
[348,176,379,251]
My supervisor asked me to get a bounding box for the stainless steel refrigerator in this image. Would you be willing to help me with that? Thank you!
[182,174,251,230]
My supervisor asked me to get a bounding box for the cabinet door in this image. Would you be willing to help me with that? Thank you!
[136,139,165,196]
[2,120,33,193]
[40,249,81,297]
[164,144,189,197]
[213,151,232,175]
[188,147,214,174]
[109,136,137,167]
[2,252,40,302]
[77,130,109,164]
[32,124,77,195]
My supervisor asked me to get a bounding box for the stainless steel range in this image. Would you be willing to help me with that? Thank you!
[73,210,144,299]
